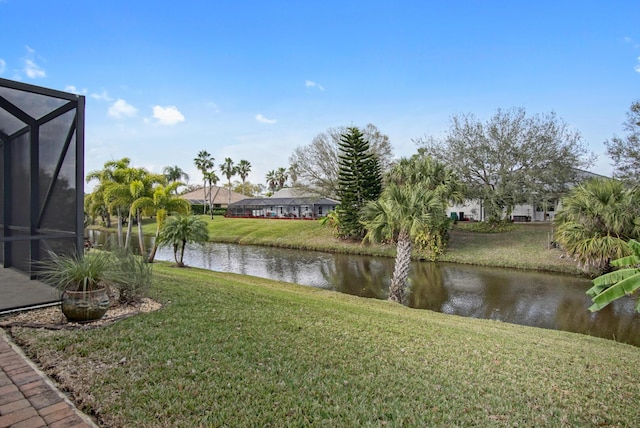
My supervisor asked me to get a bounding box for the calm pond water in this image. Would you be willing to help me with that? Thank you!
[87,230,640,346]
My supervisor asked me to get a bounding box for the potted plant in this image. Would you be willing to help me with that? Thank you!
[37,250,116,322]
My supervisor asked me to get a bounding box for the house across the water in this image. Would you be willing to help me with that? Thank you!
[227,188,338,219]
[180,185,245,209]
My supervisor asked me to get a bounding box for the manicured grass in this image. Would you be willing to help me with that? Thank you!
[442,223,581,274]
[10,265,640,426]
[133,216,583,275]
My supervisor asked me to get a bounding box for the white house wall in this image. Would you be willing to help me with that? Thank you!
[447,200,556,222]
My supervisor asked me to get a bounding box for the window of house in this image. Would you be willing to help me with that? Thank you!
[318,206,323,215]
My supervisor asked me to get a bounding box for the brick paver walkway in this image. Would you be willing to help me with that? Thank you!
[0,329,96,428]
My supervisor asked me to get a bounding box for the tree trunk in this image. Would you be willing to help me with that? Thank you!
[389,229,412,303]
[116,208,124,248]
[179,238,187,266]
[173,243,179,264]
[125,211,133,249]
[148,229,160,263]
[137,209,145,257]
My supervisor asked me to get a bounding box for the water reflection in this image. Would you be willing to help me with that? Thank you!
[86,230,640,346]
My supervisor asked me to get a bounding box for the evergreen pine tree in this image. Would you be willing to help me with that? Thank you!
[336,127,383,239]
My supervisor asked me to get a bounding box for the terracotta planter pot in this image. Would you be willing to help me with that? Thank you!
[61,286,111,323]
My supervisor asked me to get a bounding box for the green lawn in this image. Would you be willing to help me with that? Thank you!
[10,265,640,427]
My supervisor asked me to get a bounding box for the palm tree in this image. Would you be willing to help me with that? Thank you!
[288,163,299,186]
[203,171,219,219]
[162,165,189,192]
[554,178,640,273]
[220,157,236,207]
[266,170,278,193]
[387,156,465,205]
[131,182,191,262]
[236,159,252,196]
[361,183,445,303]
[275,167,289,191]
[194,150,214,214]
[87,158,132,244]
[156,214,209,267]
[385,156,464,260]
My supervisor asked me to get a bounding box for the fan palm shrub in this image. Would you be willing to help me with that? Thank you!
[554,178,640,273]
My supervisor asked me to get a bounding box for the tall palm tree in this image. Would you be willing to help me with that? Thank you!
[156,214,209,267]
[387,156,465,205]
[87,158,132,244]
[131,182,191,262]
[275,167,288,190]
[220,157,236,207]
[361,183,445,303]
[554,178,640,273]
[288,163,299,187]
[265,170,278,193]
[236,159,252,196]
[194,150,214,214]
[384,156,464,260]
[203,171,219,219]
[162,165,189,192]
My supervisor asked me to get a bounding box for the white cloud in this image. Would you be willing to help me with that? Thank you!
[108,99,138,118]
[64,85,88,95]
[0,59,5,74]
[635,57,640,73]
[91,90,113,101]
[305,80,325,91]
[23,46,46,78]
[24,59,45,78]
[255,113,277,124]
[152,105,185,125]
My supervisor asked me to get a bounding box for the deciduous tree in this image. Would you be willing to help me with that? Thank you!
[416,108,592,220]
[289,123,393,198]
[605,100,640,185]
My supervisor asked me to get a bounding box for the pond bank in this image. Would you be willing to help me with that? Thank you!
[9,265,640,426]
[91,216,585,276]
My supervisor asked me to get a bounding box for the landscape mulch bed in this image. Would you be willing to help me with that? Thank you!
[0,298,162,330]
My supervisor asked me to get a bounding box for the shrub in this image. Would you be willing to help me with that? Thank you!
[110,249,153,304]
[456,219,516,233]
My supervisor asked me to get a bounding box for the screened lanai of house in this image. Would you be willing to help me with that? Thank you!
[0,78,84,311]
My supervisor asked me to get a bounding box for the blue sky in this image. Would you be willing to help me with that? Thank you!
[2,1,639,191]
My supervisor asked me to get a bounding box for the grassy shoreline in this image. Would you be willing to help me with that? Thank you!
[8,264,640,426]
[90,216,585,276]
[6,219,634,425]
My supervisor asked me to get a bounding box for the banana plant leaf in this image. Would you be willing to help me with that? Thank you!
[611,254,640,267]
[588,271,640,311]
[587,239,640,312]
